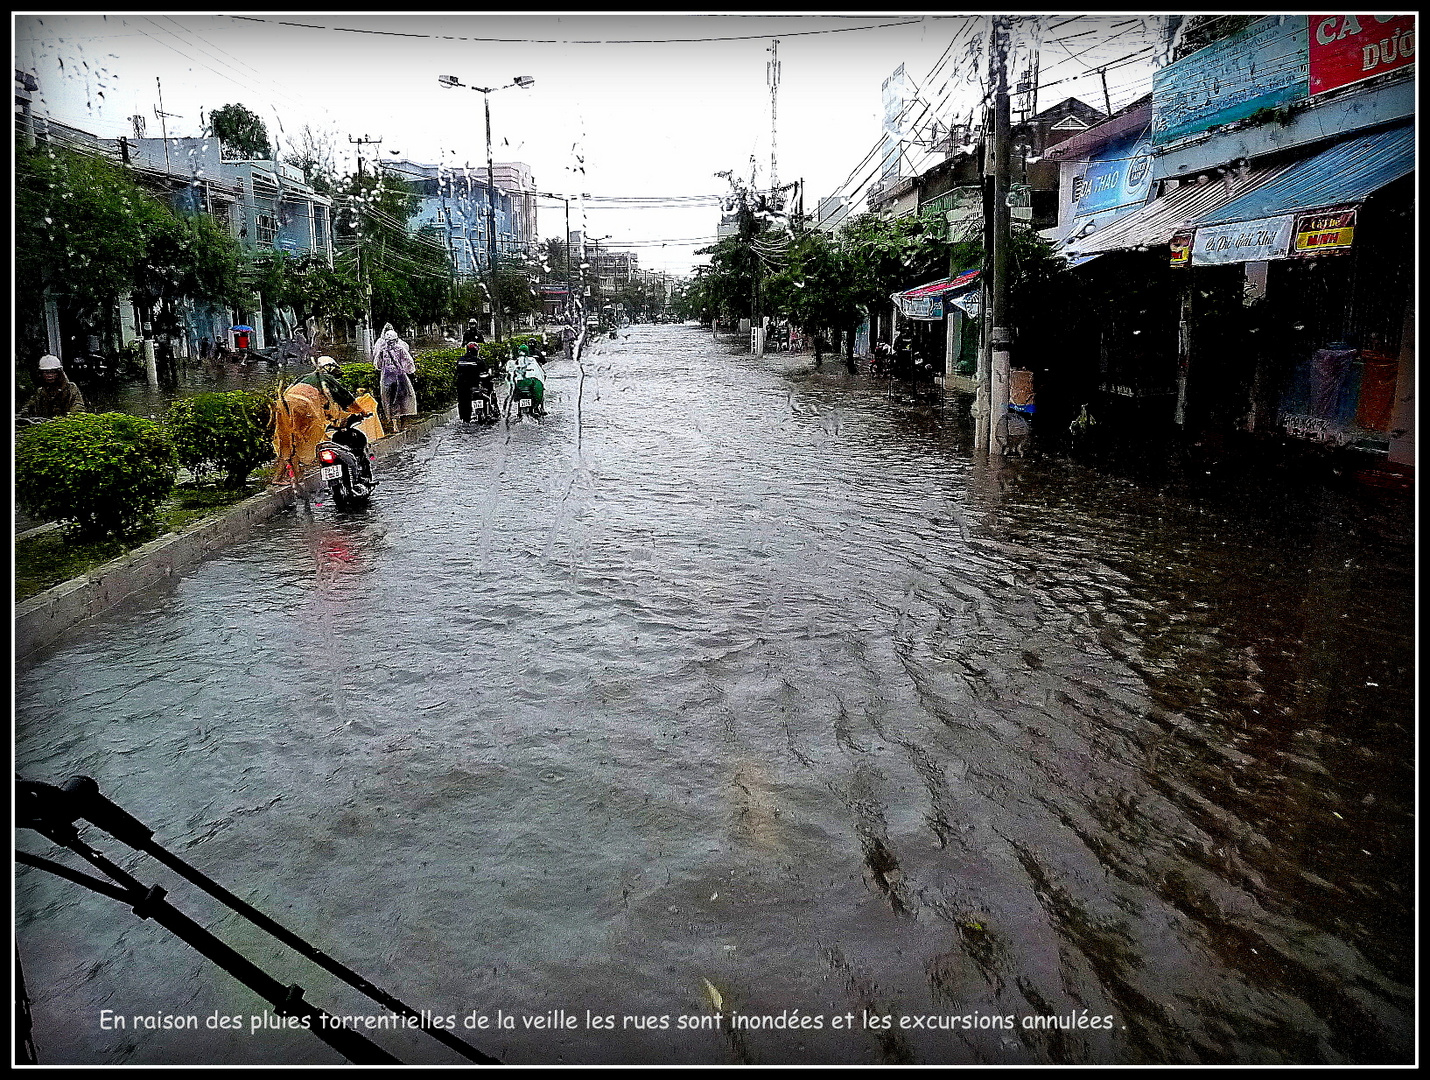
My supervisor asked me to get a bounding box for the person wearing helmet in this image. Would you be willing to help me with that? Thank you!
[294,355,359,411]
[462,318,486,346]
[19,356,86,417]
[505,345,547,417]
[274,356,368,481]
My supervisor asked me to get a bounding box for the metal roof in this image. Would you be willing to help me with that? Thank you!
[1191,121,1414,227]
[1063,163,1289,257]
[899,269,980,299]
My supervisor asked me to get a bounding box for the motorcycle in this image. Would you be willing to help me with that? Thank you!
[316,412,376,508]
[457,354,501,424]
[65,352,115,385]
[508,379,543,420]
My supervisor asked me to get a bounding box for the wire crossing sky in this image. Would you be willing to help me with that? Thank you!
[14,12,1164,274]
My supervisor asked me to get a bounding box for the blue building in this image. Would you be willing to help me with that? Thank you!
[380,159,536,275]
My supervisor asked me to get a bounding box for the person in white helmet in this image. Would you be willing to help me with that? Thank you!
[19,356,86,417]
[273,356,368,481]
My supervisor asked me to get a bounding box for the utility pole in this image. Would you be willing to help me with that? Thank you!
[482,94,502,341]
[154,77,182,176]
[348,135,382,356]
[348,134,381,178]
[978,15,1013,455]
[767,39,781,192]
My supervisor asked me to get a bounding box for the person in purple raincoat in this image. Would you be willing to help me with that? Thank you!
[373,324,418,428]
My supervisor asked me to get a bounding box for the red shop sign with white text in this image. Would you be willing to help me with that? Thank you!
[1309,15,1416,94]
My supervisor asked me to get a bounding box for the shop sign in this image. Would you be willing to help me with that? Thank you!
[1292,206,1357,254]
[894,293,944,321]
[1075,134,1155,216]
[948,288,981,319]
[1152,16,1309,146]
[1309,15,1416,95]
[1169,231,1194,266]
[1190,215,1295,265]
[1279,412,1355,445]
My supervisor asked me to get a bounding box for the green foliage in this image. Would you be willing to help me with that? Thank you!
[166,391,274,487]
[332,172,452,329]
[16,143,248,323]
[762,229,861,341]
[493,257,542,320]
[412,355,458,408]
[947,224,1077,331]
[16,413,177,538]
[839,213,947,306]
[249,251,364,324]
[208,103,272,159]
[337,362,380,394]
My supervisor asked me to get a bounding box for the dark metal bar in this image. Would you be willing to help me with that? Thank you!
[54,777,500,1065]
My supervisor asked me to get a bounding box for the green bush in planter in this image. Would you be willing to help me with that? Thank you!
[412,355,457,408]
[337,362,379,397]
[166,391,273,488]
[16,413,177,538]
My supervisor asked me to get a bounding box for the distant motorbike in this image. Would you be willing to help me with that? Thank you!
[316,412,376,508]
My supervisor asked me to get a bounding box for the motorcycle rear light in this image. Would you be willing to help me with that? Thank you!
[319,449,339,465]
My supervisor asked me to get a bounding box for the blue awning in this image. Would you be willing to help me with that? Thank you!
[1192,122,1413,228]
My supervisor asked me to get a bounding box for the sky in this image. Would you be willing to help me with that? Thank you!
[13,11,1170,275]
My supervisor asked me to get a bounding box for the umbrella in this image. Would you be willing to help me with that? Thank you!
[230,325,254,333]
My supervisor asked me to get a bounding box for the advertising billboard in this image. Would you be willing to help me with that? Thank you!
[1152,16,1309,146]
[1309,14,1416,95]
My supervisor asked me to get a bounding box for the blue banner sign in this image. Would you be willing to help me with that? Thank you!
[1074,132,1155,216]
[1152,16,1309,147]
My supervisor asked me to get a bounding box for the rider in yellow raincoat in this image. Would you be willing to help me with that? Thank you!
[272,356,381,482]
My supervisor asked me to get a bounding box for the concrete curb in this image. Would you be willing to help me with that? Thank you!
[14,406,457,663]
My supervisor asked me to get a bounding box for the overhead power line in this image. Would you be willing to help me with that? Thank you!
[212,14,974,44]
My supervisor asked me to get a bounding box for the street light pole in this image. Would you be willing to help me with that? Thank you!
[482,91,501,342]
[438,73,535,344]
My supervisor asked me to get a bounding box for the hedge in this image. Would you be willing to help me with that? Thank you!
[166,390,273,487]
[339,356,457,411]
[16,412,177,538]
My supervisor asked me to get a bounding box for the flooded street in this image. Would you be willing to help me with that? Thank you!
[16,324,1413,1065]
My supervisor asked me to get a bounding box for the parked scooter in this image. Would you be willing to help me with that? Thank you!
[316,412,376,508]
[65,352,115,385]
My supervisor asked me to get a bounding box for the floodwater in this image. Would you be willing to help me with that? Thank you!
[15,324,1414,1065]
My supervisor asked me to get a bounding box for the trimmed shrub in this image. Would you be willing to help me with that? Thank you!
[16,412,177,538]
[166,391,273,488]
[337,363,379,396]
[412,355,457,408]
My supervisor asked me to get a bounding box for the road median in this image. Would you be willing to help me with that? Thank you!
[14,406,456,663]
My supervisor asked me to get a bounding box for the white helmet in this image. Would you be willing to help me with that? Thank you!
[38,355,63,371]
[316,356,339,370]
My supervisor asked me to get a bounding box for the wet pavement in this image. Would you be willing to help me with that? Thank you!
[15,324,1414,1065]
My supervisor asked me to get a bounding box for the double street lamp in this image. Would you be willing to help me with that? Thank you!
[438,73,535,341]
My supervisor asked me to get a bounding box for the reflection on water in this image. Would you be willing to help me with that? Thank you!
[16,326,1413,1065]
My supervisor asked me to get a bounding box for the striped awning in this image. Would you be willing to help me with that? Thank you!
[1063,163,1289,257]
[1191,122,1413,227]
[898,269,981,299]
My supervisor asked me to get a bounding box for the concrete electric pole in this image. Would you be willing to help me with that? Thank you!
[979,15,1014,456]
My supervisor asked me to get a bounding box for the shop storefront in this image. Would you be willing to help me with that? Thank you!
[1177,121,1414,459]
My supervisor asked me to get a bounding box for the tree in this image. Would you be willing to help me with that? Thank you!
[282,123,339,194]
[16,142,248,345]
[207,103,272,160]
[762,228,860,363]
[331,171,453,330]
